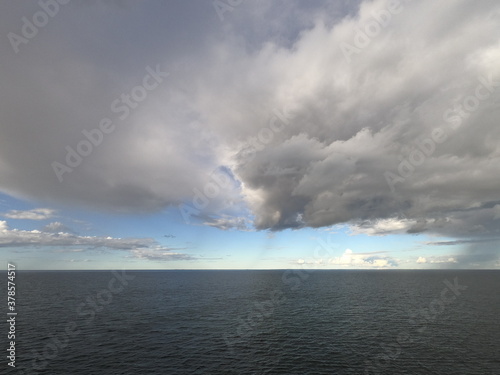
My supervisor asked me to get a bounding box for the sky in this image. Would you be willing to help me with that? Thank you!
[1,0,499,270]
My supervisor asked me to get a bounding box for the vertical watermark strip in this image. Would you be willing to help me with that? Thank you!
[7,263,17,368]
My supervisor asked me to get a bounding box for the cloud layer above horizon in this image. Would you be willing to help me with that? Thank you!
[1,0,500,247]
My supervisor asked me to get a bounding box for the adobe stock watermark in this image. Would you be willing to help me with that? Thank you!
[213,0,244,22]
[178,105,294,224]
[384,74,500,193]
[7,0,71,54]
[340,0,411,63]
[20,270,135,375]
[364,277,467,374]
[51,64,169,183]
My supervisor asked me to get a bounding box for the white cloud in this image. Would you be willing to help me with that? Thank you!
[430,257,458,264]
[2,208,57,220]
[416,256,458,264]
[0,220,194,261]
[0,220,152,249]
[130,248,196,262]
[349,218,421,236]
[324,248,396,268]
[66,259,93,263]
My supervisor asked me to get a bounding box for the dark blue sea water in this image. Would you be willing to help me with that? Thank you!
[2,270,500,374]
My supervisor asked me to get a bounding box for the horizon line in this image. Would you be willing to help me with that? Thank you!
[3,268,500,271]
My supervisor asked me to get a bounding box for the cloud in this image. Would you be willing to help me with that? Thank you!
[296,258,325,266]
[225,0,500,235]
[326,249,397,268]
[416,256,458,264]
[129,248,196,262]
[349,218,422,236]
[1,0,499,255]
[494,205,500,220]
[0,220,151,249]
[202,215,253,231]
[2,208,57,220]
[197,0,500,240]
[425,238,500,246]
[42,221,76,234]
[65,259,94,263]
[0,1,225,214]
[293,249,398,269]
[0,220,194,261]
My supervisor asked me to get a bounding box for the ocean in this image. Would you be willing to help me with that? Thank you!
[3,270,500,374]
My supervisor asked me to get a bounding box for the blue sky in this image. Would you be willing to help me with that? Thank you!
[1,0,499,269]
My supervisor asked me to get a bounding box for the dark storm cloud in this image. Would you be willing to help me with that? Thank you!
[204,0,500,239]
[0,0,222,212]
[1,0,500,251]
